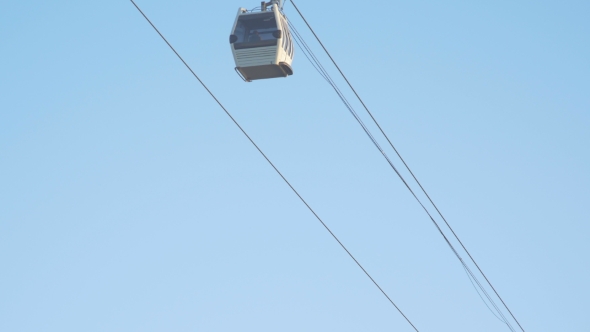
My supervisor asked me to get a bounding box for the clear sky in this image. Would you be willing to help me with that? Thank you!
[1,0,589,331]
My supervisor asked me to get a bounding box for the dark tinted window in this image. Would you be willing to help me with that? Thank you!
[280,18,287,51]
[234,13,279,46]
[284,20,293,57]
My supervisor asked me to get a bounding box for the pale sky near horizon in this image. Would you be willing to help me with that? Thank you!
[1,1,589,331]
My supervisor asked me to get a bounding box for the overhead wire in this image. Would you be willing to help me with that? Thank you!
[286,1,525,331]
[128,1,420,331]
[288,19,516,332]
[464,266,509,324]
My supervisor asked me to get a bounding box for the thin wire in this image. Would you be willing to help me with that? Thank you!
[128,1,419,331]
[463,266,506,324]
[287,1,525,331]
[289,22,516,331]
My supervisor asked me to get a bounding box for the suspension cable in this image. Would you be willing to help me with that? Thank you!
[129,1,420,330]
[287,1,525,331]
[288,19,516,332]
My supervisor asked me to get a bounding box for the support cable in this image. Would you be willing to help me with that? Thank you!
[129,1,419,331]
[287,1,525,331]
[289,19,515,332]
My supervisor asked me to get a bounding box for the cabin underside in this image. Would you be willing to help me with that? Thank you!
[236,63,293,82]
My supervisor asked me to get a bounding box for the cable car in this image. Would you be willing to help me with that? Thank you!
[229,0,294,82]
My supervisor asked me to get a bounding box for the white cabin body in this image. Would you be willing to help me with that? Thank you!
[229,4,294,82]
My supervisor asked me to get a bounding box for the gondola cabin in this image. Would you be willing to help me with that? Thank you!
[229,1,294,82]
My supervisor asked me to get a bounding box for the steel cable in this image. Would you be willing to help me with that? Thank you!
[287,1,525,331]
[129,1,420,330]
[289,22,516,331]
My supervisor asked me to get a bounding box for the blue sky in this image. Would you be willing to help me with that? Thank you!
[1,0,589,331]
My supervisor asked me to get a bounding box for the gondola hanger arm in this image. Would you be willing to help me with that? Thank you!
[261,0,283,11]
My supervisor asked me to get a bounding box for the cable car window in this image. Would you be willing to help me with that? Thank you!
[290,28,294,57]
[284,22,292,57]
[233,13,280,49]
[283,18,289,53]
[280,18,287,51]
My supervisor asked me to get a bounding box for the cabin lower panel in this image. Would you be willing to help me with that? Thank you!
[237,64,290,81]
